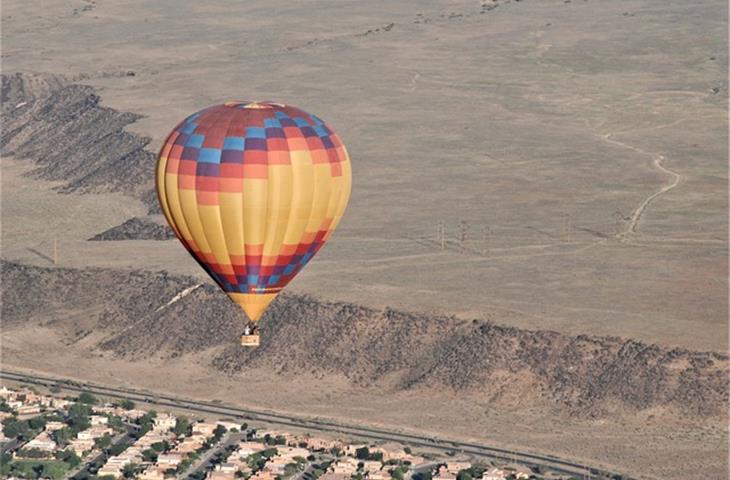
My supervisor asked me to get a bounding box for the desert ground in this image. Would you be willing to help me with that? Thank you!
[1,0,728,479]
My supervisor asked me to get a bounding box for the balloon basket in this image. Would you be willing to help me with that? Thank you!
[240,334,260,347]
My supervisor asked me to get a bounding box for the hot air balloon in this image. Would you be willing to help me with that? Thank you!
[155,101,352,346]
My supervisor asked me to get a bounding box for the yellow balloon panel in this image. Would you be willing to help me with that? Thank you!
[155,102,351,322]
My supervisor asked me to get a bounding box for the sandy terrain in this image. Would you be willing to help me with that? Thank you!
[2,0,727,351]
[2,336,727,480]
[1,1,728,479]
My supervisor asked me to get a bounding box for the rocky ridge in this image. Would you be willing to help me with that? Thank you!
[1,260,726,419]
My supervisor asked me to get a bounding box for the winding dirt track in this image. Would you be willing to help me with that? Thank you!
[600,133,682,239]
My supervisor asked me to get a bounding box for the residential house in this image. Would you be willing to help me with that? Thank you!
[303,436,341,451]
[332,458,359,475]
[434,467,457,480]
[139,467,167,480]
[250,471,276,480]
[481,469,507,480]
[445,462,471,473]
[216,420,241,431]
[157,452,184,468]
[24,432,57,453]
[236,441,267,456]
[69,437,95,456]
[16,404,42,416]
[154,413,177,432]
[369,471,392,480]
[77,426,112,440]
[44,421,66,432]
[344,444,370,457]
[90,415,109,426]
[362,460,382,474]
[193,422,217,437]
[319,474,349,480]
[208,471,236,480]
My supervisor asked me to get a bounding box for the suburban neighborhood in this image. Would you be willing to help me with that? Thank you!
[1,385,565,480]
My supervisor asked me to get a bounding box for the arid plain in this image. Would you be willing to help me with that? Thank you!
[1,0,728,479]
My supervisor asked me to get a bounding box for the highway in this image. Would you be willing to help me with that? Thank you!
[0,369,629,480]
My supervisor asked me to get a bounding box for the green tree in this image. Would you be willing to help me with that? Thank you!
[368,451,383,462]
[119,399,135,410]
[67,403,91,431]
[52,427,73,447]
[151,440,170,452]
[174,417,191,436]
[37,460,68,480]
[1,418,30,439]
[456,471,472,480]
[95,434,113,450]
[213,424,227,441]
[134,412,156,439]
[109,440,132,456]
[17,447,48,458]
[284,463,300,476]
[403,447,412,455]
[107,415,125,432]
[122,463,143,478]
[28,416,47,430]
[142,449,158,462]
[54,449,81,468]
[262,448,278,459]
[176,458,193,473]
[355,447,370,460]
[77,392,97,405]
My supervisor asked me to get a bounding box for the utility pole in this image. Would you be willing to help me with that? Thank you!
[481,226,491,257]
[53,236,58,265]
[459,220,468,245]
[436,222,445,250]
[614,210,625,235]
[562,213,571,242]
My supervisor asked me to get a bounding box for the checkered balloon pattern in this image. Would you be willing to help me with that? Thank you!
[156,101,352,321]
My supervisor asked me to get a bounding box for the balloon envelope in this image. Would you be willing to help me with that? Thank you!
[156,101,351,321]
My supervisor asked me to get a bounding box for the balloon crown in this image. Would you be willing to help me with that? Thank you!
[223,100,285,109]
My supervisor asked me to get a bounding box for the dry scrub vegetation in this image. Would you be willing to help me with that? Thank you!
[2,261,726,420]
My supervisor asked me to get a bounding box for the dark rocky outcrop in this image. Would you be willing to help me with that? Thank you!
[2,260,727,418]
[1,72,159,214]
[89,217,175,241]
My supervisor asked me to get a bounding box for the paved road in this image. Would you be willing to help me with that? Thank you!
[1,370,628,480]
[179,431,243,480]
[66,424,138,480]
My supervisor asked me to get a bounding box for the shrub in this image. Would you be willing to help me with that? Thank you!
[77,392,97,405]
[355,447,370,460]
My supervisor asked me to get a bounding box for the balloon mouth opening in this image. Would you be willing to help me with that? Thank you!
[224,101,283,109]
